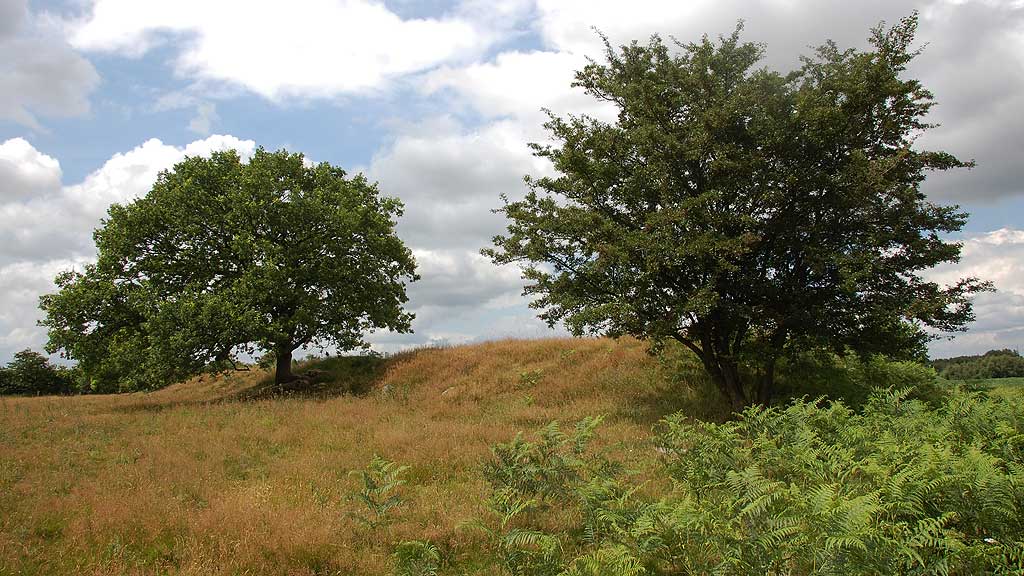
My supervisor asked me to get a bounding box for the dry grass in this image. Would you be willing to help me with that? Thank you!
[0,337,723,575]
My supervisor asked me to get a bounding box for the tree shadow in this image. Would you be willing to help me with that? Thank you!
[107,397,226,415]
[623,375,734,425]
[611,347,735,426]
[230,355,394,401]
[105,353,412,415]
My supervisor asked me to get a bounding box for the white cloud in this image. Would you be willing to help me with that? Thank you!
[66,0,497,100]
[0,258,91,354]
[358,117,566,352]
[927,228,1024,356]
[0,135,256,360]
[187,102,218,136]
[0,2,99,129]
[424,50,617,129]
[0,0,27,39]
[409,248,523,309]
[0,138,62,201]
[60,135,256,226]
[366,118,553,250]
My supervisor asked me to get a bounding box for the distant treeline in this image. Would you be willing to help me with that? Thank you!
[0,349,80,396]
[931,349,1024,380]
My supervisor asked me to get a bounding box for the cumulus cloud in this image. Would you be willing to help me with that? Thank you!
[0,138,62,201]
[927,229,1024,356]
[64,0,514,100]
[187,102,219,136]
[0,135,256,360]
[0,258,91,354]
[409,249,523,310]
[0,135,256,266]
[0,0,27,38]
[360,119,557,348]
[0,0,99,129]
[422,0,1024,205]
[424,50,617,130]
[366,118,553,251]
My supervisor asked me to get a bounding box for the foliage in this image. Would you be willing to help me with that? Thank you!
[483,416,605,503]
[485,15,990,408]
[463,388,1024,575]
[464,488,564,576]
[40,147,417,391]
[0,349,78,395]
[559,546,645,576]
[933,349,1024,380]
[776,350,944,408]
[349,455,410,528]
[392,540,441,576]
[469,418,608,576]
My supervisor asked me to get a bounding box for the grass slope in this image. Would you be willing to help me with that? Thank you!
[0,337,721,575]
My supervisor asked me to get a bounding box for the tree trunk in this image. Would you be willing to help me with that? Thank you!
[275,348,296,385]
[756,358,777,405]
[720,361,748,412]
[702,354,748,412]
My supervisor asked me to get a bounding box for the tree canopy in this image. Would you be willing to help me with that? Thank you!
[0,349,77,396]
[485,14,991,409]
[932,349,1024,380]
[40,148,418,390]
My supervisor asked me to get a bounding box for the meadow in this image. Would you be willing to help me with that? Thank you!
[0,338,708,575]
[2,338,1022,575]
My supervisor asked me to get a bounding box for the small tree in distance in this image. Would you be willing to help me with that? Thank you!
[0,349,76,395]
[41,148,418,391]
[485,14,991,409]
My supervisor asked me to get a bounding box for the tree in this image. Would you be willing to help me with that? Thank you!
[0,349,76,395]
[485,15,991,409]
[40,148,418,390]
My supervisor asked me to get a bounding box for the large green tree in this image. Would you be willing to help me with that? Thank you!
[41,148,418,390]
[486,15,991,409]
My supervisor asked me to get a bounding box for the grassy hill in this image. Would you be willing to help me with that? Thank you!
[0,337,714,575]
[3,338,1022,575]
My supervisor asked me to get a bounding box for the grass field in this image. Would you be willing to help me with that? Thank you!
[976,376,1024,388]
[944,375,1024,401]
[0,337,724,576]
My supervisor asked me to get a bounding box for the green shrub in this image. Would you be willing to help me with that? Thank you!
[483,417,604,504]
[651,388,1024,574]
[348,455,410,528]
[0,349,78,395]
[467,387,1024,575]
[776,352,943,408]
[392,540,441,576]
[465,488,564,576]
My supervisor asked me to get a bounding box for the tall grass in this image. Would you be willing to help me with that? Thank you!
[3,338,1019,574]
[0,338,693,575]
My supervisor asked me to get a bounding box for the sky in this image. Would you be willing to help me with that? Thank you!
[1,0,1023,362]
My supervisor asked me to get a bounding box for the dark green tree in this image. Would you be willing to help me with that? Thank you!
[41,148,418,391]
[0,349,75,395]
[485,15,991,409]
[937,349,1024,380]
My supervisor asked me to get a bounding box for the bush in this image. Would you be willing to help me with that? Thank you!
[0,349,78,395]
[776,352,943,409]
[464,387,1024,575]
[392,540,441,576]
[348,455,409,528]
